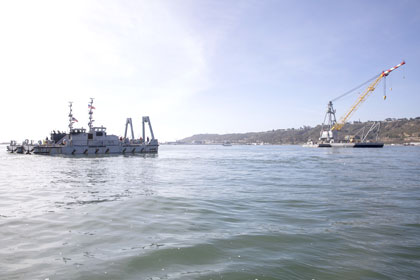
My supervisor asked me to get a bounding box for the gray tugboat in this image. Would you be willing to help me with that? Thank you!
[7,99,158,155]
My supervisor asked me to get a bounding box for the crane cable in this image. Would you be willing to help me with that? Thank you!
[331,72,381,103]
[383,76,387,100]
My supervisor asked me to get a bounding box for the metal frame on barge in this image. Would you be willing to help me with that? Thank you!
[7,99,159,155]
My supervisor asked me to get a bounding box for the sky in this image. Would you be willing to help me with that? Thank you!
[0,0,419,142]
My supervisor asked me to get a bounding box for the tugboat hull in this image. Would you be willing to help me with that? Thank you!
[32,143,158,155]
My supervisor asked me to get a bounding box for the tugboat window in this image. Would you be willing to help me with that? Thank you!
[88,133,93,140]
[96,132,103,136]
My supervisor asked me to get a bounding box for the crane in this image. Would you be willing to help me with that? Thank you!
[319,61,405,143]
[331,61,405,131]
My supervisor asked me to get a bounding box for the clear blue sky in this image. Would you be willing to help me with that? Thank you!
[0,0,419,142]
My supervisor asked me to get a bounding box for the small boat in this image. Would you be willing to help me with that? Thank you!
[302,139,318,148]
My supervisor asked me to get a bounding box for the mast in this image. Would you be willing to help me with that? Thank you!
[324,101,337,131]
[319,101,337,141]
[68,102,74,131]
[88,98,95,132]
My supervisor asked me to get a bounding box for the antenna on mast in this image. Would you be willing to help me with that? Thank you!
[68,102,74,131]
[88,98,95,132]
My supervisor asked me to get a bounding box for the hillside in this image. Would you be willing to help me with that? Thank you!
[180,118,420,145]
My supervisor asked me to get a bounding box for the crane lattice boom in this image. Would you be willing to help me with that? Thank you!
[331,61,405,131]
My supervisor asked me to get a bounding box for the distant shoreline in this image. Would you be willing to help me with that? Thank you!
[178,117,420,145]
[160,142,420,147]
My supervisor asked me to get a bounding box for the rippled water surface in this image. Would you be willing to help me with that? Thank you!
[1,145,420,279]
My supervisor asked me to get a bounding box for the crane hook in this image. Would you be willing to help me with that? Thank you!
[383,77,387,100]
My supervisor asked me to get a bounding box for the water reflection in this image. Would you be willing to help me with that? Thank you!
[0,153,159,217]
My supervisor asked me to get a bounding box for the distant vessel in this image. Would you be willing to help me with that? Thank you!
[302,139,318,148]
[7,99,158,155]
[222,141,232,146]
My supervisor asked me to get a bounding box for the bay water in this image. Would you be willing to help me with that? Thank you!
[1,145,419,279]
